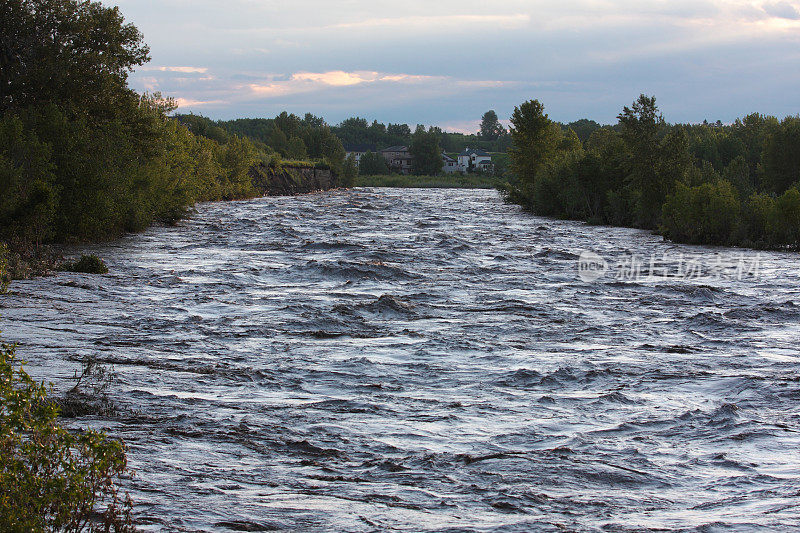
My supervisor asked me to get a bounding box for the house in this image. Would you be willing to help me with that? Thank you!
[476,158,495,174]
[442,152,458,174]
[456,147,492,173]
[380,145,413,175]
[344,143,377,166]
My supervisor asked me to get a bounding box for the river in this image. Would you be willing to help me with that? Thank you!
[2,188,800,531]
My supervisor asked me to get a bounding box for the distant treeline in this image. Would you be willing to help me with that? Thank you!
[503,96,800,250]
[177,113,347,174]
[179,111,515,162]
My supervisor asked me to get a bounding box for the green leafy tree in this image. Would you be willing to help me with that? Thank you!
[723,155,752,196]
[0,243,9,291]
[761,116,800,194]
[319,128,346,176]
[341,154,358,187]
[410,125,442,175]
[479,110,505,141]
[508,99,560,186]
[387,123,411,138]
[566,119,602,144]
[359,151,390,175]
[286,136,308,160]
[661,180,741,245]
[618,94,666,228]
[0,0,150,116]
[0,114,57,247]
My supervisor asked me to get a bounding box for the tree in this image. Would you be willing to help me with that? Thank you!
[409,125,442,175]
[319,127,346,175]
[479,110,505,141]
[618,94,665,228]
[0,0,150,116]
[508,99,561,186]
[761,116,800,194]
[286,136,308,160]
[567,119,602,144]
[387,123,411,138]
[303,113,326,128]
[359,151,390,175]
[341,153,358,187]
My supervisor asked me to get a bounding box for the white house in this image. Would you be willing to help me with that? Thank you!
[344,144,377,166]
[456,148,492,173]
[442,152,458,173]
[380,146,413,175]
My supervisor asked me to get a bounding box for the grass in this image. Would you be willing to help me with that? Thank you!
[354,174,500,189]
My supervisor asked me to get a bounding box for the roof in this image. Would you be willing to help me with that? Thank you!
[477,159,494,165]
[459,148,491,157]
[442,153,456,162]
[344,143,377,153]
[381,145,408,152]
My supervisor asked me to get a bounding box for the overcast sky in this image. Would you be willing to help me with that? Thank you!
[112,0,800,132]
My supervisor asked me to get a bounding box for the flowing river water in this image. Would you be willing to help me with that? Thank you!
[3,188,800,532]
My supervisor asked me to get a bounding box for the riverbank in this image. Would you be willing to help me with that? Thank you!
[0,161,341,282]
[354,174,500,189]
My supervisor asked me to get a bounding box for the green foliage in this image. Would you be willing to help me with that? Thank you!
[359,151,390,175]
[0,243,9,293]
[0,0,149,116]
[479,110,506,141]
[61,255,108,274]
[761,116,800,194]
[0,114,56,247]
[0,337,134,531]
[341,154,358,187]
[773,187,800,247]
[210,113,345,175]
[409,126,443,176]
[0,0,266,264]
[618,95,667,228]
[566,119,602,144]
[508,100,561,188]
[504,94,800,250]
[661,180,741,245]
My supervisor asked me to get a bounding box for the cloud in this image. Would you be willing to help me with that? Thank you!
[175,97,226,108]
[245,71,450,99]
[329,13,530,30]
[291,71,379,86]
[762,1,800,19]
[117,0,800,124]
[140,66,209,74]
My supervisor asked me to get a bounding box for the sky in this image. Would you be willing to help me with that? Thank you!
[111,0,800,132]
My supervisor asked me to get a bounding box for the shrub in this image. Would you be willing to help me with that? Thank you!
[742,192,777,246]
[0,243,8,293]
[62,255,108,274]
[0,337,134,531]
[773,187,800,248]
[662,180,741,245]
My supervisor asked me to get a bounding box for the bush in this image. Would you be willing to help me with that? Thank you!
[0,337,134,531]
[62,255,108,274]
[0,243,9,293]
[662,180,741,245]
[773,187,800,248]
[742,192,778,246]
